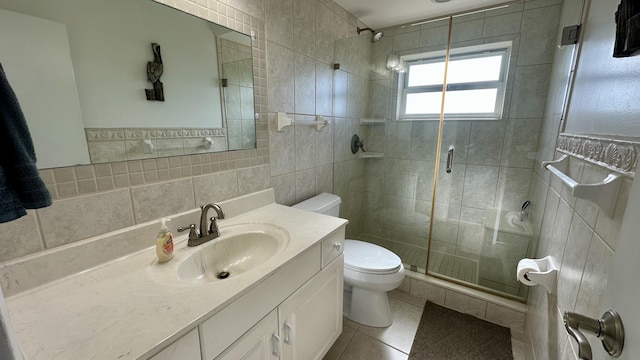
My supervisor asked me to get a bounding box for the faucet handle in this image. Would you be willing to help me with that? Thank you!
[209,217,220,236]
[177,224,199,241]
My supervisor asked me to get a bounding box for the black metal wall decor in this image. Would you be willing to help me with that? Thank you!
[145,42,165,101]
[614,0,640,57]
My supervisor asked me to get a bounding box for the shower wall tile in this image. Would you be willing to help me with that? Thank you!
[265,0,293,47]
[392,30,420,52]
[482,12,523,38]
[496,167,532,211]
[294,116,317,171]
[409,122,439,162]
[466,122,506,166]
[419,25,449,48]
[0,212,44,262]
[131,178,196,223]
[333,71,348,118]
[510,64,552,119]
[315,119,333,166]
[269,113,295,176]
[315,3,336,64]
[38,189,134,248]
[556,214,592,312]
[518,5,562,66]
[315,61,333,116]
[294,53,316,114]
[267,41,294,112]
[292,0,315,57]
[450,19,484,43]
[574,233,613,316]
[501,117,542,168]
[461,165,500,209]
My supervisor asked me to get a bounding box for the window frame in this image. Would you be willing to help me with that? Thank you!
[397,41,512,121]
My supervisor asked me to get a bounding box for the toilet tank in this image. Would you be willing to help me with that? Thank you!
[292,193,341,217]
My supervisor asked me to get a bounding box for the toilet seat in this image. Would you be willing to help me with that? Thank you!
[344,240,402,275]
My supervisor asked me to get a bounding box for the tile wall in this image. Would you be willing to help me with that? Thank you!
[0,0,367,262]
[265,0,371,238]
[522,0,635,359]
[355,1,562,289]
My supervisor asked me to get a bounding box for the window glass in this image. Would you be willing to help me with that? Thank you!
[398,42,511,121]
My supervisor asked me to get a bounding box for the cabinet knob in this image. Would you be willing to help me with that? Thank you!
[333,242,342,252]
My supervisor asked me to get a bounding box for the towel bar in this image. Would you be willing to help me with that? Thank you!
[542,155,622,217]
[275,112,330,132]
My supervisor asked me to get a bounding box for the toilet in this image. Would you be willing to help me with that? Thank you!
[293,193,405,327]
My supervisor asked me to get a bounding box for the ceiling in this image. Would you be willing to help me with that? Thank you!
[334,0,515,30]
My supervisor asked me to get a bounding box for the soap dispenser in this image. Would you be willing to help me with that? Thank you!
[156,218,174,263]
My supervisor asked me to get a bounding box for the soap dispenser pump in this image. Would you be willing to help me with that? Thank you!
[156,218,174,263]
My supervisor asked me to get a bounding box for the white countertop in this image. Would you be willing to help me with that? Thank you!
[5,203,347,360]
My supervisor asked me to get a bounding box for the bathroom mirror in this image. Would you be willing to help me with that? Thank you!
[0,0,255,169]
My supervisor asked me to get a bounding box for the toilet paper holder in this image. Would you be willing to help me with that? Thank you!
[517,256,558,293]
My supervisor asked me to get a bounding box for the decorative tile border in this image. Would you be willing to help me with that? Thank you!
[86,127,226,141]
[557,133,640,177]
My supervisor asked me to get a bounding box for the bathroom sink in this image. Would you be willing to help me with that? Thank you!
[176,223,290,283]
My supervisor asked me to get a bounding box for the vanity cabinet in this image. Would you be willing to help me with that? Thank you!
[279,256,343,360]
[215,256,342,360]
[215,310,280,360]
[192,228,345,360]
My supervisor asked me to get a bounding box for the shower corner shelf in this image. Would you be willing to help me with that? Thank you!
[275,112,330,132]
[358,152,384,159]
[542,155,622,218]
[359,118,386,125]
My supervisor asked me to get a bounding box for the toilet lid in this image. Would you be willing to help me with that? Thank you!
[344,240,402,275]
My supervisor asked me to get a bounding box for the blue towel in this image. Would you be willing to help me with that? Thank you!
[0,62,52,223]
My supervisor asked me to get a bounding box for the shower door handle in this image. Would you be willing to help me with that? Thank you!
[446,146,455,173]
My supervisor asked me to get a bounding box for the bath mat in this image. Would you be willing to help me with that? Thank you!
[408,301,513,360]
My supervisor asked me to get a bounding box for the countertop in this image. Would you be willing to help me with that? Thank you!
[5,203,347,360]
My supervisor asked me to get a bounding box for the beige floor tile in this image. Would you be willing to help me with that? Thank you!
[356,298,422,353]
[323,324,357,360]
[344,317,361,330]
[338,332,408,360]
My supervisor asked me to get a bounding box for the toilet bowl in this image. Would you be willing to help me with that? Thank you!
[292,193,405,327]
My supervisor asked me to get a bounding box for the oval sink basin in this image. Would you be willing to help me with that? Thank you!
[176,223,289,283]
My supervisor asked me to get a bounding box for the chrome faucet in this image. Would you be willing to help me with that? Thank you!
[177,203,225,247]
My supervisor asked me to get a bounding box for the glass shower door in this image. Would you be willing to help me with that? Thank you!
[426,8,540,300]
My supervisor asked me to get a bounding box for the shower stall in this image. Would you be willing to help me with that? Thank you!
[332,3,564,301]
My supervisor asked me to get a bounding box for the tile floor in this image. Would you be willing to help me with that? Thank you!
[323,290,525,360]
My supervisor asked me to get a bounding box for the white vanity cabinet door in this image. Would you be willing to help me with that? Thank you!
[216,310,280,360]
[278,255,343,360]
[149,328,201,360]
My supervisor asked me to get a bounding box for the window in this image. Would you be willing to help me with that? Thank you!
[397,42,512,121]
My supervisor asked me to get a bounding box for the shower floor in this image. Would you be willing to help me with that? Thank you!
[357,235,478,284]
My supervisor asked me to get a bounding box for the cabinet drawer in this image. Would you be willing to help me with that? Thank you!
[321,227,345,268]
[201,243,321,360]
